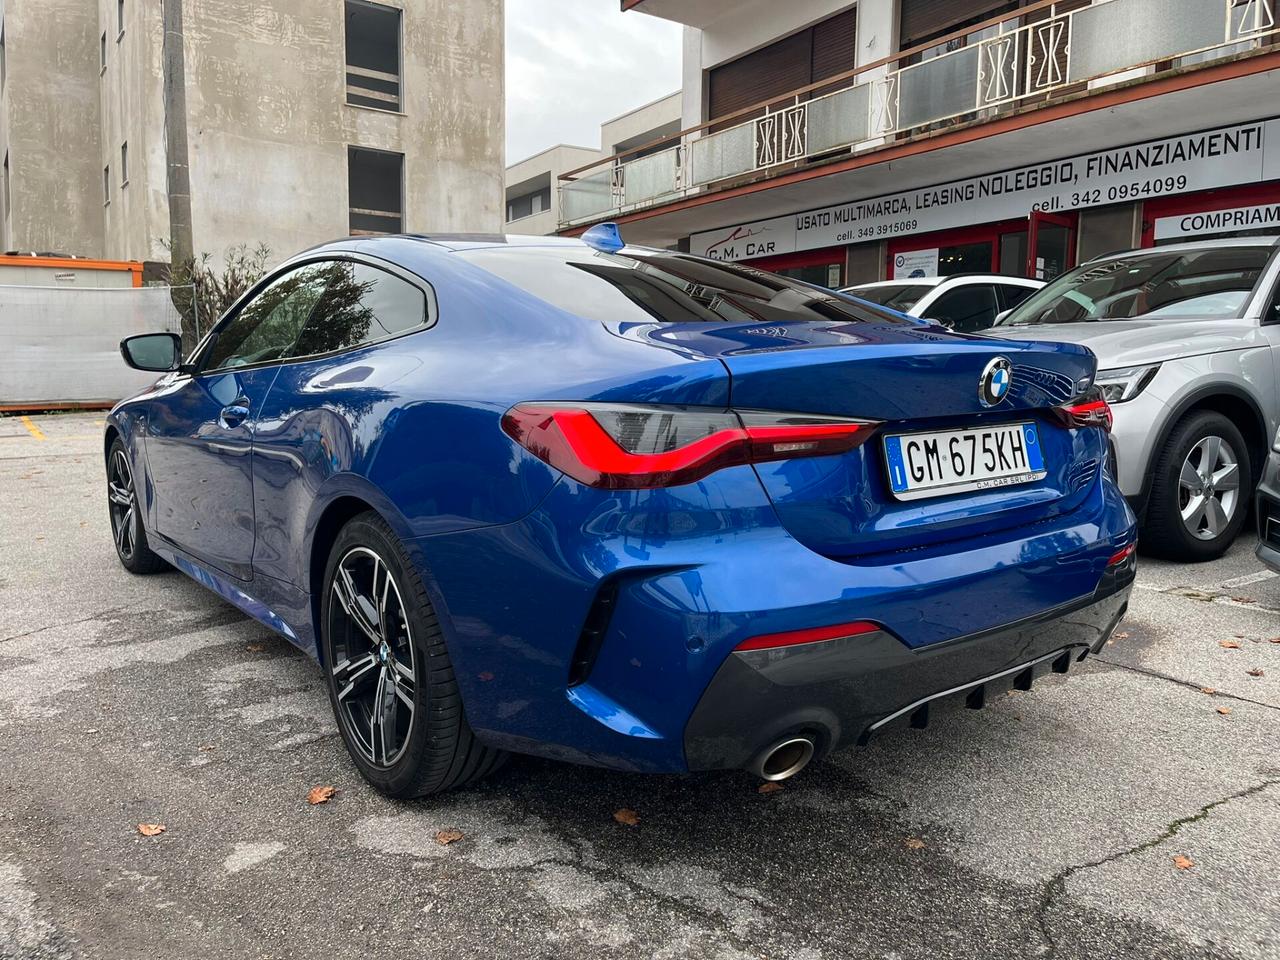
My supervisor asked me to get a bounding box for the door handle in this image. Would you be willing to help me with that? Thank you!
[219,400,250,429]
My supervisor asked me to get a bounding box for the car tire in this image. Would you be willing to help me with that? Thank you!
[106,437,169,575]
[1142,411,1252,562]
[320,511,506,798]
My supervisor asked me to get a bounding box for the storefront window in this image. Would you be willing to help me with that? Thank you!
[999,231,1028,277]
[937,241,993,275]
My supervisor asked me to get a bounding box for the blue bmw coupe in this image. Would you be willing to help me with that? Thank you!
[107,227,1136,797]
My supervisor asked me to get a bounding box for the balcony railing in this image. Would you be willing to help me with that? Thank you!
[559,0,1278,228]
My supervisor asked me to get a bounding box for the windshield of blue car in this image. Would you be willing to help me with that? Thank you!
[843,283,933,311]
[996,247,1271,325]
[458,246,913,326]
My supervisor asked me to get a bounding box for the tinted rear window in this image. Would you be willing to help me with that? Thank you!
[458,247,911,326]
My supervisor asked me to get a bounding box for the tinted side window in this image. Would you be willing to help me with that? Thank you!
[291,262,426,358]
[998,284,1037,310]
[928,285,999,332]
[204,264,332,371]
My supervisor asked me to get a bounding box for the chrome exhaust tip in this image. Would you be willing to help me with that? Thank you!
[752,736,816,782]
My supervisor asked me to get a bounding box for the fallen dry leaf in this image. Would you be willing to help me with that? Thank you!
[1247,668,1265,678]
[1112,631,1130,641]
[1218,639,1242,650]
[434,829,464,846]
[1231,596,1257,604]
[1216,706,1233,716]
[1200,687,1217,695]
[904,837,926,850]
[198,744,215,752]
[757,782,784,795]
[613,808,640,827]
[306,785,337,805]
[136,823,166,837]
[1173,855,1195,870]
[245,642,266,653]
[1269,638,1280,645]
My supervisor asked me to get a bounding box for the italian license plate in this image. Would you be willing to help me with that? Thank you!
[883,422,1047,500]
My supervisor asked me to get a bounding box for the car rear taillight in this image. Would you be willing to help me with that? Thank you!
[1054,387,1113,433]
[1107,541,1136,567]
[501,403,878,489]
[736,620,881,652]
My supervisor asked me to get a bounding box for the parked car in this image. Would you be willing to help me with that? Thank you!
[986,237,1280,562]
[841,275,1043,332]
[107,226,1135,798]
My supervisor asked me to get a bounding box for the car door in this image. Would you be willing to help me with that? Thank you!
[925,282,1000,333]
[145,262,335,579]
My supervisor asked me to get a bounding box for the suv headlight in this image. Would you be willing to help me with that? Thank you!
[1095,365,1160,403]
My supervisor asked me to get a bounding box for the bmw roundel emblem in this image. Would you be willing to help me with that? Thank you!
[979,357,1013,407]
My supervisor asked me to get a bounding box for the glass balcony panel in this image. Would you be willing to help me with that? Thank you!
[807,83,871,153]
[560,168,615,222]
[898,45,981,129]
[689,122,756,186]
[622,148,680,205]
[1068,0,1224,81]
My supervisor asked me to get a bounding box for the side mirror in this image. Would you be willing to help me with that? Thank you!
[120,332,182,372]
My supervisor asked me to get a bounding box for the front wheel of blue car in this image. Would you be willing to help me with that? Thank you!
[321,512,506,798]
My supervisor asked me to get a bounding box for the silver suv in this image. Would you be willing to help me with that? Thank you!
[987,238,1280,562]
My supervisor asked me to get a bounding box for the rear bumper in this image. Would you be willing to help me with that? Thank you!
[684,574,1133,773]
[1254,450,1280,571]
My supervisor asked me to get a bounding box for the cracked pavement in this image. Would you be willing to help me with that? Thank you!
[2,412,1279,960]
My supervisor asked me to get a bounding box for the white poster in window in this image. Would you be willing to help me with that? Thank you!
[893,249,940,279]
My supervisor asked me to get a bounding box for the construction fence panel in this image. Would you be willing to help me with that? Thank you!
[0,285,191,408]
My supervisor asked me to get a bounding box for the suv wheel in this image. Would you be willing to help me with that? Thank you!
[1143,411,1251,562]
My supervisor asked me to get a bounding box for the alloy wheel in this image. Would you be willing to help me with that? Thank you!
[328,546,417,768]
[1178,435,1240,541]
[107,449,137,560]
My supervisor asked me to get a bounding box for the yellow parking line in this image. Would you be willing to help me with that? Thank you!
[20,416,45,440]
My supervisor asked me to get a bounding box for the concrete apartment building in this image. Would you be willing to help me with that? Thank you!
[0,0,503,266]
[505,91,680,236]
[561,0,1280,290]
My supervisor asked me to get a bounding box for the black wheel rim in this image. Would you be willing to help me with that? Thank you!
[107,449,137,561]
[328,546,417,768]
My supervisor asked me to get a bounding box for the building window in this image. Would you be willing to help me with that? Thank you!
[348,147,403,234]
[101,32,108,72]
[120,142,128,186]
[506,186,552,223]
[103,165,111,205]
[117,0,125,39]
[344,0,402,112]
[706,7,856,124]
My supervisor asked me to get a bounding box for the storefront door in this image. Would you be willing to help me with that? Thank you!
[1027,211,1076,281]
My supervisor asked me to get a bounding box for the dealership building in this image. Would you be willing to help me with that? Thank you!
[560,0,1280,291]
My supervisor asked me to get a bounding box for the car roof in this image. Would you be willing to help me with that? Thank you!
[1083,236,1280,261]
[842,274,1042,292]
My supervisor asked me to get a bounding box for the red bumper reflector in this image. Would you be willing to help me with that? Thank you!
[736,620,880,652]
[1107,542,1136,567]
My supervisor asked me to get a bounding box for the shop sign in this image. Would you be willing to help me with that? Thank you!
[693,120,1279,262]
[1153,202,1280,240]
[893,249,939,279]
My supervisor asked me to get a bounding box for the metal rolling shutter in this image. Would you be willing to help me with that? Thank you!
[899,0,1014,48]
[812,8,858,83]
[707,6,858,123]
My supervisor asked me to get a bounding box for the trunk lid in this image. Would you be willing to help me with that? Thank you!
[632,320,1104,559]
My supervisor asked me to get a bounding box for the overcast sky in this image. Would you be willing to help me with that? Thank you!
[505,0,684,164]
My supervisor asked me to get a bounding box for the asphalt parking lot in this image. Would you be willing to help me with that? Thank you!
[1,411,1278,960]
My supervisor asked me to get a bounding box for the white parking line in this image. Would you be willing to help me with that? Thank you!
[1218,569,1279,589]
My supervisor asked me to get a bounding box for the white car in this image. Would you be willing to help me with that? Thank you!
[842,275,1044,333]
